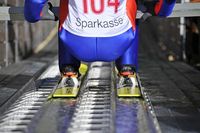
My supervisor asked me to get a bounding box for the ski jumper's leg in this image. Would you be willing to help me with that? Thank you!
[24,0,47,22]
[58,0,80,72]
[58,32,81,72]
[115,26,139,72]
[59,28,137,72]
[154,0,176,17]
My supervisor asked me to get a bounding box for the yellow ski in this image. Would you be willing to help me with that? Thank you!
[117,86,141,97]
[117,74,142,97]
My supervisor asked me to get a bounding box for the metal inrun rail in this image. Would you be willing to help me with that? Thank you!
[67,62,115,133]
[0,62,116,133]
[0,61,60,133]
[0,61,160,133]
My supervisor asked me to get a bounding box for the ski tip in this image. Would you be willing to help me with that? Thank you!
[47,94,53,100]
[79,63,88,76]
[117,87,142,98]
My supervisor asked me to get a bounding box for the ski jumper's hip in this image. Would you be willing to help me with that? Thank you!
[59,28,136,62]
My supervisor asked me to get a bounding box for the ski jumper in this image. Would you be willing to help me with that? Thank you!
[24,0,176,72]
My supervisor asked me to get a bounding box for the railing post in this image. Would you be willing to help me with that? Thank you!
[179,0,189,61]
[4,0,9,66]
[180,17,186,61]
[14,0,19,63]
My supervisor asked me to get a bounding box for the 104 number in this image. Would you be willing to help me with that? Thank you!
[83,0,120,14]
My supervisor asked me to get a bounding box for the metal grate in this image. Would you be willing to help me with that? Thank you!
[0,61,60,133]
[67,62,114,133]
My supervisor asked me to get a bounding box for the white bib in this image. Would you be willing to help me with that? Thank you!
[63,0,133,37]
